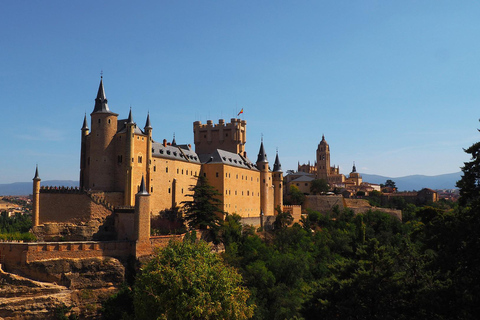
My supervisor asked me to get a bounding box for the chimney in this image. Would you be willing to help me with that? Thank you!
[163,139,167,147]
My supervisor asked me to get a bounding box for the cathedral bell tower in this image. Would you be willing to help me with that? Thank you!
[316,135,330,181]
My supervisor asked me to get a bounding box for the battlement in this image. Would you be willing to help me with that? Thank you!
[193,118,247,155]
[40,186,83,194]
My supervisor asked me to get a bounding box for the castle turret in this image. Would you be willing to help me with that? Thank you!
[80,114,89,190]
[134,176,151,258]
[125,108,135,206]
[134,176,151,242]
[88,77,118,191]
[144,113,153,193]
[256,140,270,216]
[32,166,41,227]
[316,135,330,181]
[272,151,283,212]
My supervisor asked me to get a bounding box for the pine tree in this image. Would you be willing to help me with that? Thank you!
[182,175,224,234]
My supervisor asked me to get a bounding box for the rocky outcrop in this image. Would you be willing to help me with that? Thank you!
[0,257,125,319]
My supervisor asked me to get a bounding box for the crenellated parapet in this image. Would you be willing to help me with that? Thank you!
[194,118,247,155]
[40,186,83,194]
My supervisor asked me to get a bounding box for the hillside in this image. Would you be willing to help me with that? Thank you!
[0,173,461,196]
[361,172,461,191]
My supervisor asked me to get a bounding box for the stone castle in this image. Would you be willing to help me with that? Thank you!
[27,77,295,257]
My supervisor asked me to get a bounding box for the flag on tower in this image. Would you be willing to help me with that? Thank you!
[237,108,244,116]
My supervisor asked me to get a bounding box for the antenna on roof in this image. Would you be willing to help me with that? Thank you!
[100,70,103,79]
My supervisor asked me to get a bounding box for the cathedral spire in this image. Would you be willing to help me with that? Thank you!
[352,161,357,173]
[92,76,111,114]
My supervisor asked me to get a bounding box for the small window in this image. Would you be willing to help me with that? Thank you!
[108,119,111,124]
[216,172,219,178]
[153,166,156,172]
[98,119,101,124]
[138,156,142,163]
[117,155,122,163]
[168,188,171,193]
[166,167,168,173]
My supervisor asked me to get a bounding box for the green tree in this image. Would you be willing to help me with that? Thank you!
[288,185,305,205]
[273,207,293,230]
[182,175,224,241]
[310,179,329,195]
[134,239,255,320]
[384,179,397,190]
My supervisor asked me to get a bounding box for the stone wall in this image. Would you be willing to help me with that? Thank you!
[303,195,345,213]
[0,241,134,274]
[39,190,112,224]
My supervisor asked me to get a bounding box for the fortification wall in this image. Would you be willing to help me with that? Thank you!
[303,195,345,213]
[39,190,112,224]
[0,241,134,274]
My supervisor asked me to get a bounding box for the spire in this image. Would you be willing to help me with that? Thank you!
[352,162,357,173]
[144,112,152,130]
[137,175,149,195]
[127,107,134,124]
[273,150,282,172]
[33,165,40,180]
[81,113,89,131]
[92,77,112,114]
[172,133,177,146]
[256,140,268,163]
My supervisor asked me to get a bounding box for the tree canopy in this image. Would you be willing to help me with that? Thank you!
[310,179,329,195]
[134,239,255,320]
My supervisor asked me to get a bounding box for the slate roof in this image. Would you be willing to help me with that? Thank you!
[116,119,145,135]
[199,149,257,170]
[291,175,315,183]
[152,142,201,163]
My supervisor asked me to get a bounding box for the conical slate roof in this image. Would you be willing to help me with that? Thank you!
[273,152,282,172]
[256,141,268,163]
[33,165,40,180]
[144,112,152,130]
[81,114,89,131]
[137,176,149,195]
[92,78,113,114]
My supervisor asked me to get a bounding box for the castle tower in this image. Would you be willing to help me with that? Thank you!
[134,176,151,242]
[80,114,89,190]
[256,140,269,216]
[193,118,247,155]
[272,151,283,212]
[88,77,119,191]
[32,165,41,227]
[124,108,135,206]
[144,113,153,193]
[316,135,330,181]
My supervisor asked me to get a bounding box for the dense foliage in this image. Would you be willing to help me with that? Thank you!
[102,133,480,319]
[134,237,255,320]
[0,211,36,241]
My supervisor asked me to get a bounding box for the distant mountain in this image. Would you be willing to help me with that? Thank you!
[0,172,462,196]
[361,172,461,191]
[0,180,78,196]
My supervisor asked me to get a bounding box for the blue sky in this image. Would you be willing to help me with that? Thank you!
[1,1,480,184]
